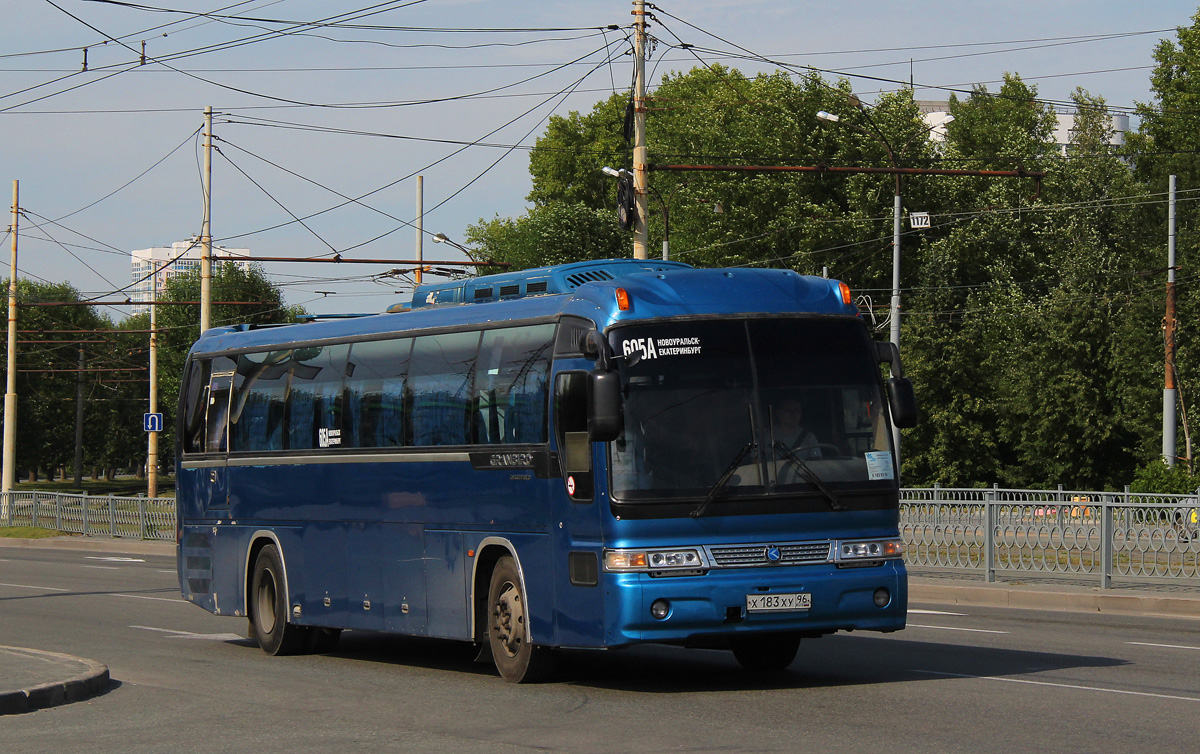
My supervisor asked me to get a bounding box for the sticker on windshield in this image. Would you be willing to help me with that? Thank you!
[864,451,894,480]
[622,336,702,360]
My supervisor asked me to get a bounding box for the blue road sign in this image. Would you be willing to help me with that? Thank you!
[144,413,163,432]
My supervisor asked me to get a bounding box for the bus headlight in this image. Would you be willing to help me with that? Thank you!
[834,538,904,566]
[604,548,704,572]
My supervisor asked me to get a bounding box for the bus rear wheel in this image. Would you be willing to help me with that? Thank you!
[251,544,307,656]
[731,633,801,672]
[487,556,556,683]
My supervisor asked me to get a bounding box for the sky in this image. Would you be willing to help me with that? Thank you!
[1,0,1198,319]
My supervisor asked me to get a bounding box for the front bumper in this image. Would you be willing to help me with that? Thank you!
[602,560,906,646]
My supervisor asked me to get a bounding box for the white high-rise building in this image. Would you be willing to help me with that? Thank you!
[130,240,251,315]
[915,100,1128,149]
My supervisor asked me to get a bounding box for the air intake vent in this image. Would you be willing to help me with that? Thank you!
[564,270,615,288]
[499,284,520,297]
[526,281,549,293]
[473,287,493,299]
[707,541,832,568]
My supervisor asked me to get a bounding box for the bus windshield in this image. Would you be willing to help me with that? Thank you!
[609,318,895,502]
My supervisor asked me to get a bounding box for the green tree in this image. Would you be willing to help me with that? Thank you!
[466,203,626,272]
[154,263,303,462]
[0,280,118,481]
[1127,11,1200,472]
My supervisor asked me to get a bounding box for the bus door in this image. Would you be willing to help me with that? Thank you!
[551,370,605,646]
[202,366,234,515]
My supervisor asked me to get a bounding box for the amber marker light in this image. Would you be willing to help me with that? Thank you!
[615,287,631,311]
[839,281,853,305]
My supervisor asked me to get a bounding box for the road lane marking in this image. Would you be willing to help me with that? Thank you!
[910,609,967,616]
[914,669,1200,703]
[86,557,146,563]
[1128,641,1200,651]
[908,624,1009,634]
[0,582,68,592]
[83,565,120,570]
[113,593,189,604]
[131,625,243,641]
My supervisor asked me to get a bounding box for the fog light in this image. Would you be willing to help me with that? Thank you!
[650,599,671,620]
[873,587,891,607]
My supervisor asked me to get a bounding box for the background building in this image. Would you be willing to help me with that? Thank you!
[130,240,250,315]
[916,100,1129,148]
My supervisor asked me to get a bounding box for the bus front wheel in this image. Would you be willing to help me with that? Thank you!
[731,633,801,672]
[487,555,556,683]
[251,544,307,656]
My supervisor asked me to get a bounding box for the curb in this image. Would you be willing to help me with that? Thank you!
[910,580,1200,620]
[0,536,173,556]
[0,646,111,715]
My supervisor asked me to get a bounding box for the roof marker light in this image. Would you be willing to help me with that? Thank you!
[839,282,853,306]
[615,287,631,311]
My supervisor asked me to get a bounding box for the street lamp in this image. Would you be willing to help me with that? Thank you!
[817,102,952,462]
[432,232,473,256]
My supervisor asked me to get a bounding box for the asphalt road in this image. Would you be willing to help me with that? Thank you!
[2,545,1199,753]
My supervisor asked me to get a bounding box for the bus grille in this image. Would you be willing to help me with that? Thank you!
[706,541,832,568]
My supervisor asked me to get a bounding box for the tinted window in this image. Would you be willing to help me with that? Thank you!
[181,358,210,455]
[205,356,237,454]
[345,338,411,448]
[475,324,554,444]
[409,331,479,446]
[229,351,291,452]
[287,344,351,450]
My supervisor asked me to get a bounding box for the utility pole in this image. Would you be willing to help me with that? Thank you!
[74,346,84,486]
[3,180,19,497]
[147,260,159,498]
[1165,175,1178,467]
[631,0,649,260]
[200,105,213,335]
[415,175,424,285]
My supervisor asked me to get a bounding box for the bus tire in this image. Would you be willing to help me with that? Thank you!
[731,633,801,672]
[250,544,307,656]
[487,555,556,683]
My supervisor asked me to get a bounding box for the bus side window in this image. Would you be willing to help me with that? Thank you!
[230,350,291,452]
[205,357,237,454]
[475,324,554,445]
[181,358,211,455]
[410,331,480,447]
[288,345,351,450]
[345,338,411,448]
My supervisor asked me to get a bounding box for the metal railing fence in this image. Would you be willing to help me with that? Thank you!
[1,491,175,541]
[2,487,1199,589]
[901,485,1200,588]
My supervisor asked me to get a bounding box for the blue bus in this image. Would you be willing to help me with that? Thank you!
[176,259,917,682]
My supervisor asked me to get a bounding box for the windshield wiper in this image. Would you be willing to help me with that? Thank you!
[772,441,846,511]
[689,440,757,519]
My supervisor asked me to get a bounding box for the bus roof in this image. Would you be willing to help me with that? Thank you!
[189,261,858,357]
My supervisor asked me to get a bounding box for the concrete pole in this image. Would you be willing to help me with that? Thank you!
[1165,175,1178,467]
[631,1,649,260]
[74,346,84,486]
[890,188,902,467]
[200,105,213,335]
[3,180,19,496]
[415,175,423,285]
[148,260,159,498]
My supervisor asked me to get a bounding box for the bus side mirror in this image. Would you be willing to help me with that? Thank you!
[588,368,623,442]
[887,377,919,428]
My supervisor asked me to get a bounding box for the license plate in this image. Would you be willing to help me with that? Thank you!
[746,592,812,613]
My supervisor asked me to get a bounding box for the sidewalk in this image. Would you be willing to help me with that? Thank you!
[0,646,110,715]
[0,536,1197,713]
